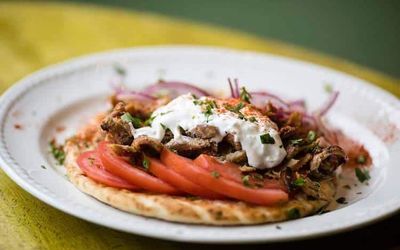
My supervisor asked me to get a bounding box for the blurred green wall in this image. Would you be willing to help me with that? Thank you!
[15,0,400,77]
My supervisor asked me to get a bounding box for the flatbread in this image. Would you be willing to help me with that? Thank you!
[64,116,336,225]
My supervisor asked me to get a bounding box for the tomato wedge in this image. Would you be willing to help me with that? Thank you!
[195,154,285,190]
[161,149,289,206]
[147,157,224,199]
[98,142,180,195]
[77,150,139,190]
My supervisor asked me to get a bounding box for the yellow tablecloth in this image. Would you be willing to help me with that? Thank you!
[0,2,398,249]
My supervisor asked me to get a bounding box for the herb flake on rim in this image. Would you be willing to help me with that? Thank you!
[324,84,333,93]
[260,133,275,144]
[113,64,126,76]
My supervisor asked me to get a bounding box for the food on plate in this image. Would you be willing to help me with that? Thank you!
[63,78,368,225]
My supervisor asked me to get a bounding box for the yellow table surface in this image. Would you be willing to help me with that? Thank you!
[0,2,399,249]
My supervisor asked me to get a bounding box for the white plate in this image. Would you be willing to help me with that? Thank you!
[0,46,399,243]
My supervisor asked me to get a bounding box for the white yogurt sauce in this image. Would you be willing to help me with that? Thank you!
[134,94,286,169]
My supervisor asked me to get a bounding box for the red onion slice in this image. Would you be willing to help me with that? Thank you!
[250,91,290,110]
[142,81,210,98]
[112,85,156,101]
[228,78,236,98]
[315,91,339,116]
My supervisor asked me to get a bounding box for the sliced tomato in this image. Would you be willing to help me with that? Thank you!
[161,149,289,206]
[98,142,180,195]
[77,150,139,190]
[147,157,224,199]
[195,154,285,190]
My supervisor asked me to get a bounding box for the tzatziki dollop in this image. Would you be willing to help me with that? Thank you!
[134,94,286,169]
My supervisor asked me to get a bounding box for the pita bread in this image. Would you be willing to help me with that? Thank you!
[64,117,336,225]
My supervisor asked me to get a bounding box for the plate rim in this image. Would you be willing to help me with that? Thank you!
[0,45,399,243]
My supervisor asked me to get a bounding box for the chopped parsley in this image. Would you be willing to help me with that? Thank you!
[355,167,370,183]
[248,117,257,122]
[203,104,213,122]
[357,155,366,164]
[194,99,217,122]
[232,102,244,113]
[307,130,317,142]
[336,197,348,204]
[40,165,46,169]
[121,112,142,128]
[239,87,252,103]
[49,140,65,165]
[287,208,300,220]
[142,158,150,170]
[293,177,306,187]
[242,175,251,187]
[144,116,155,126]
[211,171,220,178]
[253,173,264,180]
[260,133,275,144]
[290,138,303,145]
[160,123,168,130]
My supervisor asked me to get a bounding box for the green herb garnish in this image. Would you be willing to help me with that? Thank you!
[357,155,366,164]
[290,138,303,145]
[253,173,264,180]
[204,104,213,122]
[307,130,317,142]
[142,158,150,170]
[242,175,251,187]
[324,84,333,93]
[160,123,168,130]
[194,99,217,122]
[144,115,156,126]
[248,117,257,122]
[287,208,301,219]
[293,177,306,187]
[121,112,142,128]
[40,165,46,169]
[355,167,370,183]
[260,133,275,144]
[211,171,220,178]
[239,87,252,103]
[113,64,126,76]
[49,140,65,165]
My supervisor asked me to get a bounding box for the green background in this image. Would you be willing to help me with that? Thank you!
[69,0,400,78]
